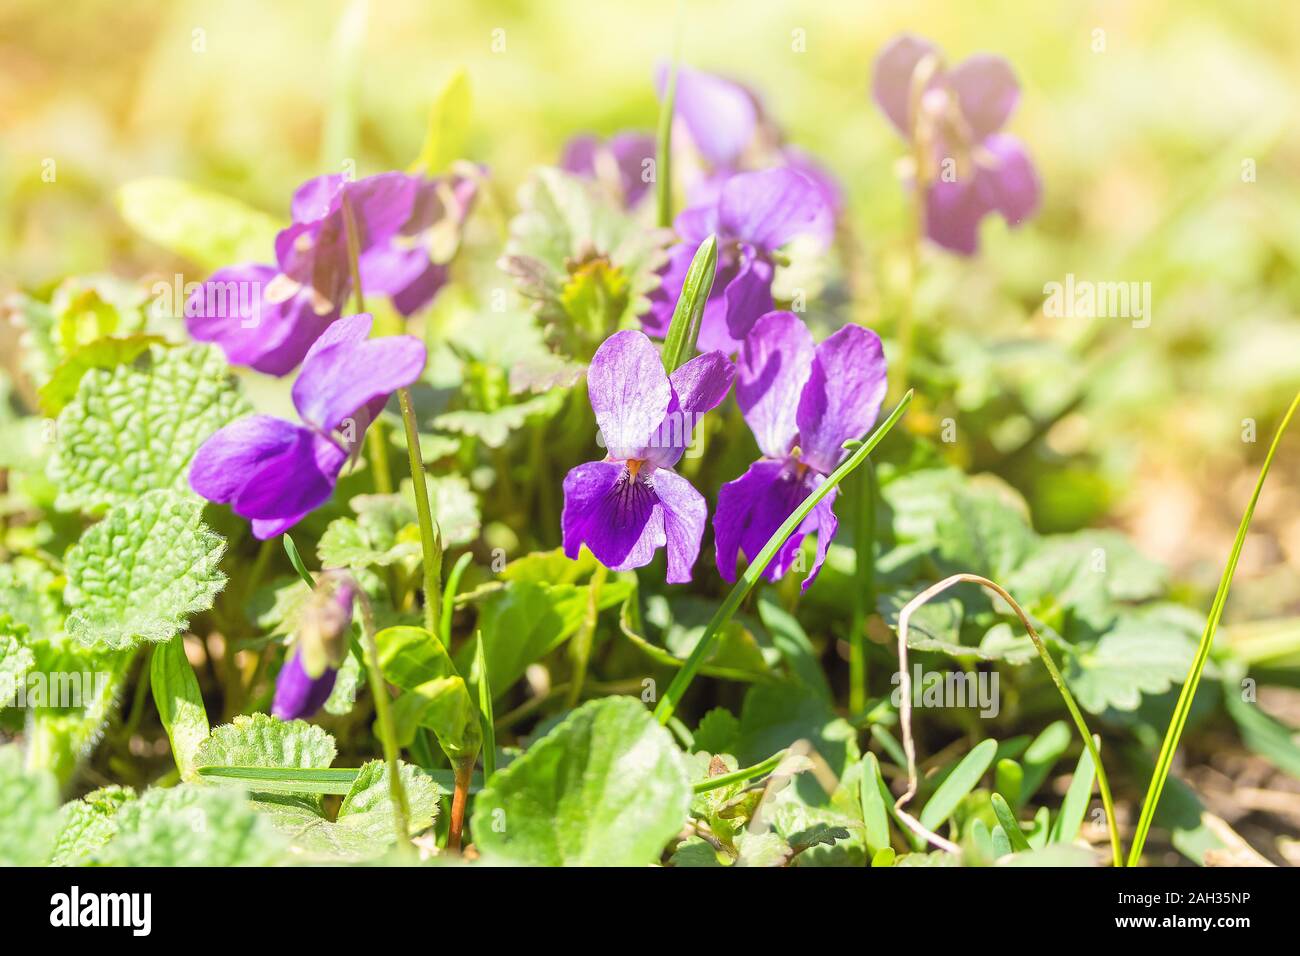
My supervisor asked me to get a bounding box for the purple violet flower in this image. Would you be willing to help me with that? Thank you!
[642,168,830,355]
[872,34,1041,255]
[561,132,656,208]
[562,330,734,583]
[189,312,426,539]
[186,172,419,375]
[359,170,480,316]
[272,573,358,721]
[714,311,887,591]
[272,648,339,721]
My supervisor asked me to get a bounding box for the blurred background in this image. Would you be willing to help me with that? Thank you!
[2,0,1299,843]
[3,0,1298,606]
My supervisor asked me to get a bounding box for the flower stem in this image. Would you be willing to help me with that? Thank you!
[399,387,442,636]
[340,186,442,636]
[448,757,474,852]
[355,590,411,848]
[1128,389,1300,866]
[848,459,877,715]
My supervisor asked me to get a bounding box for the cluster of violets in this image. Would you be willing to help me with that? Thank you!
[183,35,1037,716]
[560,315,886,591]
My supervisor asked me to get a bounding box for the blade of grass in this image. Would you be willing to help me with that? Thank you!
[660,235,718,372]
[654,47,678,228]
[197,764,482,797]
[990,793,1032,853]
[653,391,913,724]
[197,765,360,795]
[1129,389,1300,865]
[441,551,473,649]
[1049,737,1098,844]
[473,631,496,781]
[917,738,997,836]
[282,534,315,588]
[859,752,891,856]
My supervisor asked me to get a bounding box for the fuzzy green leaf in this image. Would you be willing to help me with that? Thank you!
[151,636,210,778]
[0,747,60,865]
[194,713,338,774]
[50,786,136,866]
[50,343,249,511]
[116,177,279,271]
[64,491,227,649]
[98,784,286,866]
[472,696,691,866]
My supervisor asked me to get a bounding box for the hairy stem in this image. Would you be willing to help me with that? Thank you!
[355,591,411,847]
[398,388,442,636]
[448,757,474,852]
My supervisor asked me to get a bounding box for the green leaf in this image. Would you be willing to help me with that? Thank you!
[50,343,250,511]
[660,235,717,372]
[319,0,367,168]
[1026,805,1051,849]
[990,824,1012,858]
[757,596,831,699]
[0,746,60,865]
[1050,740,1097,844]
[38,334,167,417]
[739,683,859,787]
[618,592,776,685]
[22,647,133,784]
[98,784,286,866]
[501,168,671,353]
[50,786,136,866]
[64,490,227,649]
[376,626,481,764]
[1019,720,1070,804]
[1223,684,1300,779]
[193,715,437,860]
[998,843,1096,867]
[426,474,481,547]
[990,793,1032,853]
[1065,613,1198,713]
[692,707,742,756]
[994,758,1023,808]
[116,177,279,271]
[471,575,632,696]
[282,534,316,589]
[195,713,337,775]
[859,753,892,855]
[918,739,997,834]
[472,696,691,866]
[151,636,210,779]
[410,68,471,176]
[431,390,565,448]
[0,630,35,708]
[318,495,423,570]
[245,760,439,861]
